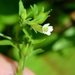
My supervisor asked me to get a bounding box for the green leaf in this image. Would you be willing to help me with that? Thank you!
[0,40,12,45]
[0,15,18,24]
[0,40,18,50]
[52,38,72,51]
[34,34,58,49]
[19,0,24,15]
[28,49,44,57]
[19,0,27,20]
[64,27,75,37]
[32,49,44,55]
[32,38,45,44]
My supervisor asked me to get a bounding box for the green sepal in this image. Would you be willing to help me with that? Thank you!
[30,4,38,18]
[29,22,42,33]
[33,10,50,24]
[32,8,52,24]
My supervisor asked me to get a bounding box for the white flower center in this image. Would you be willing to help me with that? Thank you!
[43,26,48,32]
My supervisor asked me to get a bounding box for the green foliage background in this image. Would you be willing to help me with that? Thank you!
[0,0,75,75]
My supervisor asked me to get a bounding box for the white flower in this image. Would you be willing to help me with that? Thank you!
[42,23,53,35]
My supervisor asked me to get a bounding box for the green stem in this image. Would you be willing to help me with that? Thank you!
[22,28,32,42]
[15,25,21,50]
[15,24,25,75]
[16,50,26,75]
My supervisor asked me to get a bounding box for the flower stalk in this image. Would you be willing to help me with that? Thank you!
[16,0,53,75]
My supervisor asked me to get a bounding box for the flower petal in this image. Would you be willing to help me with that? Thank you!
[48,26,53,32]
[42,23,50,28]
[42,23,53,36]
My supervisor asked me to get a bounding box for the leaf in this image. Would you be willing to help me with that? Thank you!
[0,40,18,50]
[52,38,72,51]
[0,40,12,45]
[34,34,58,49]
[19,0,24,15]
[33,49,44,54]
[64,27,75,37]
[28,49,44,57]
[32,38,45,44]
[0,15,18,24]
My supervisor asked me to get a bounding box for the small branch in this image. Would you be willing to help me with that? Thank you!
[22,28,32,42]
[15,25,21,50]
[0,33,12,40]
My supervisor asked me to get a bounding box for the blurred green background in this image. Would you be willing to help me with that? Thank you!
[0,0,75,75]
